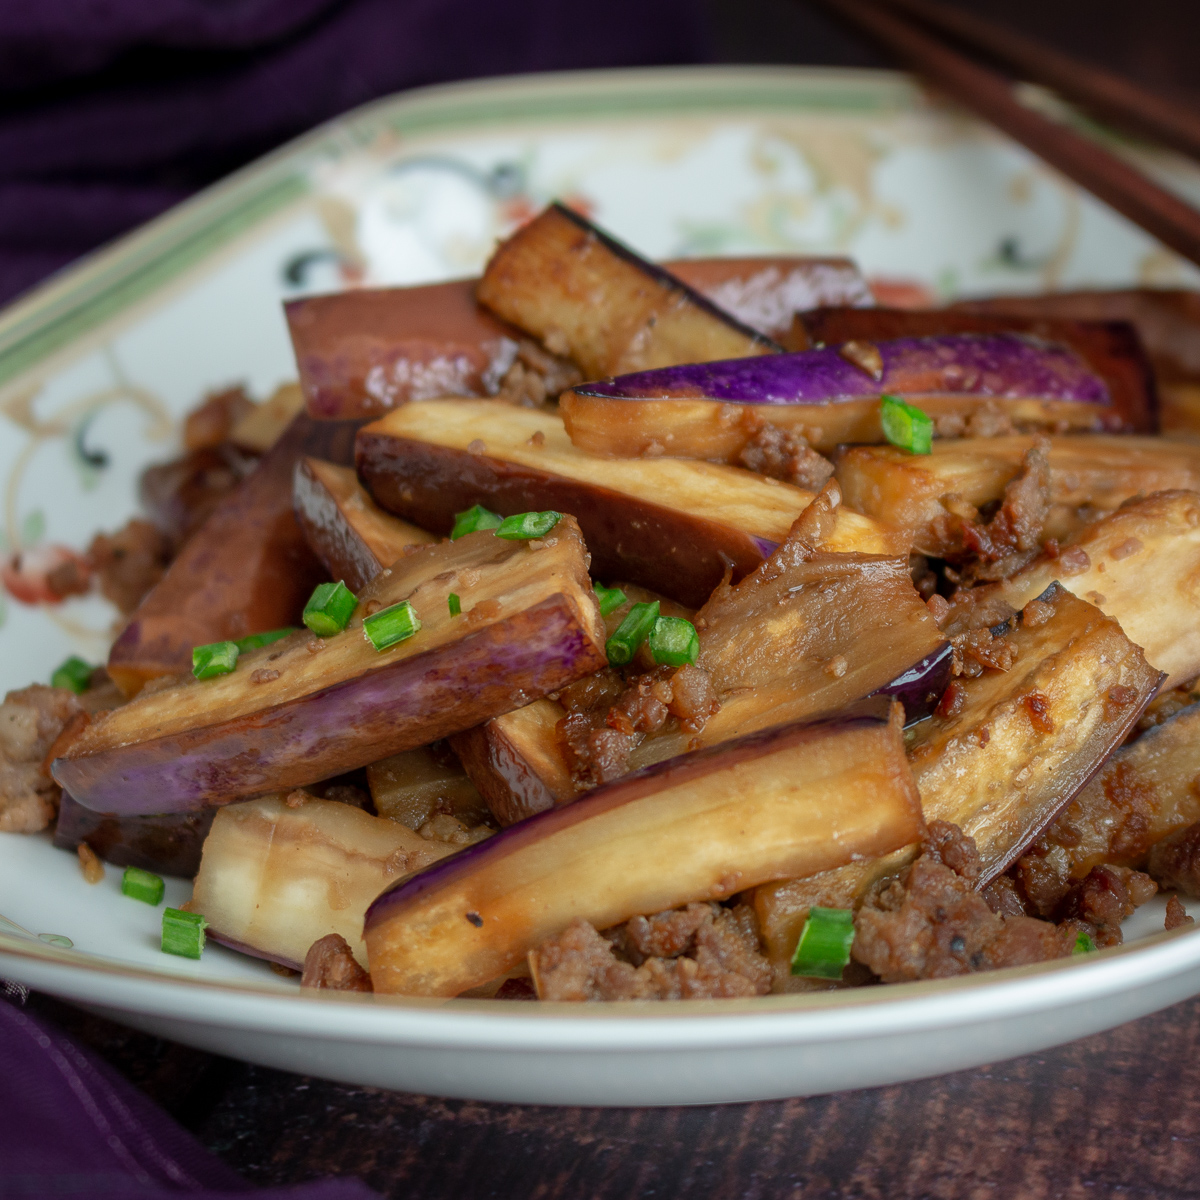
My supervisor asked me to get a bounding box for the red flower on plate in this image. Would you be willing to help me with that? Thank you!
[2,544,92,605]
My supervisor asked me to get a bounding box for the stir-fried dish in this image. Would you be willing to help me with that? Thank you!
[8,201,1200,1001]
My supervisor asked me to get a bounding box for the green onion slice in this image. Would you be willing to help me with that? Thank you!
[122,866,164,906]
[1073,931,1097,955]
[648,616,700,667]
[593,581,628,617]
[192,641,238,680]
[495,510,562,540]
[451,504,503,539]
[605,600,660,666]
[364,600,422,652]
[880,394,933,455]
[51,656,93,694]
[302,580,357,637]
[162,908,207,959]
[790,907,856,979]
[448,593,461,617]
[234,627,298,654]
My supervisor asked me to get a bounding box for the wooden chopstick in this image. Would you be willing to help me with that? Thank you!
[878,0,1200,163]
[808,0,1200,271]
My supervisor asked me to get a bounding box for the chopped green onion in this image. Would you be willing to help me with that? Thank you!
[448,593,461,617]
[302,580,357,637]
[790,907,856,979]
[648,616,700,667]
[234,627,297,654]
[880,394,933,455]
[192,641,238,680]
[605,601,660,666]
[1073,931,1097,955]
[121,866,164,906]
[364,600,421,651]
[51,656,93,694]
[451,504,503,539]
[495,510,562,540]
[593,582,628,617]
[162,908,207,959]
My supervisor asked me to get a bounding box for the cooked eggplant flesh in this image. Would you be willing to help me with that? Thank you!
[366,745,489,831]
[356,400,903,608]
[561,333,1111,458]
[475,203,778,379]
[54,519,606,813]
[107,414,360,696]
[189,794,455,968]
[293,456,434,591]
[835,435,1200,557]
[788,305,1155,433]
[1022,700,1200,888]
[364,699,923,997]
[966,490,1200,690]
[909,583,1161,885]
[452,494,944,823]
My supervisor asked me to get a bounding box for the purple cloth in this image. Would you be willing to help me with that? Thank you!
[0,0,709,305]
[0,992,378,1198]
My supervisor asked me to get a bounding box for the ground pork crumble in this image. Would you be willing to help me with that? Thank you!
[851,821,1159,983]
[736,422,835,492]
[0,685,82,833]
[532,903,772,1001]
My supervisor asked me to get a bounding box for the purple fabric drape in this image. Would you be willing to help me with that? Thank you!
[0,992,379,1198]
[0,0,710,304]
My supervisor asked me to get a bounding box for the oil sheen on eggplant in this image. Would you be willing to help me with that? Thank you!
[475,203,779,379]
[107,414,361,696]
[355,399,904,608]
[561,334,1111,458]
[364,698,923,997]
[54,519,606,813]
[293,457,434,592]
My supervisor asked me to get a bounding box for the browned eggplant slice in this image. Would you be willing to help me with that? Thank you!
[108,414,361,696]
[293,457,435,592]
[189,794,455,968]
[789,306,1156,433]
[451,491,944,824]
[910,583,1161,884]
[356,400,903,607]
[53,795,215,878]
[448,699,575,827]
[364,698,924,997]
[55,519,606,813]
[754,583,1162,988]
[475,203,779,378]
[286,259,865,421]
[963,491,1200,689]
[835,435,1200,556]
[1017,701,1200,902]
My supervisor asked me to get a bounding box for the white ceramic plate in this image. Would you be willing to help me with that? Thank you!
[2,65,1200,1105]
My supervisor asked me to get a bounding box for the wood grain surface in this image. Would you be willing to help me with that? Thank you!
[27,989,1200,1199]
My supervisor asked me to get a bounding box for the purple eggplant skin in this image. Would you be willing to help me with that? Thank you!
[55,594,605,814]
[575,334,1111,406]
[53,794,215,878]
[871,641,953,724]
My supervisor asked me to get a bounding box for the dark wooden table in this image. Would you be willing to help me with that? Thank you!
[26,987,1200,1198]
